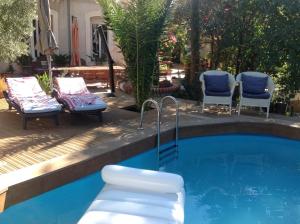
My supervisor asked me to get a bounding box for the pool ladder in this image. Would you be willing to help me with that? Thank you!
[138,96,179,168]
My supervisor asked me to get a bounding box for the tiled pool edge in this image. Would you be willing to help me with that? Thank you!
[1,120,300,212]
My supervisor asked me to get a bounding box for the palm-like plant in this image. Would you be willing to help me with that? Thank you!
[97,0,172,108]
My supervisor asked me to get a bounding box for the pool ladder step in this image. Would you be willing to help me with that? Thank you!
[159,144,178,166]
[138,96,179,168]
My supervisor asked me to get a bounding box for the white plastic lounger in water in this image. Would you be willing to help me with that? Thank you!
[78,165,185,224]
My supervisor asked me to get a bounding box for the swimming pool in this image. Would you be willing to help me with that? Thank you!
[1,134,300,224]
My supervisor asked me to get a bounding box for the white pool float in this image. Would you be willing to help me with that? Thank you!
[78,165,185,224]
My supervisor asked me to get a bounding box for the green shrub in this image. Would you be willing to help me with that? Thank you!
[97,0,172,108]
[52,54,70,67]
[36,72,51,94]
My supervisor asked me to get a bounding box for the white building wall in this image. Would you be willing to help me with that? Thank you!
[0,0,125,73]
[51,0,124,65]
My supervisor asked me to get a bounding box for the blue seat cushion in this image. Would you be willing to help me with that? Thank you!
[204,74,230,92]
[205,90,231,96]
[242,74,268,94]
[243,92,270,99]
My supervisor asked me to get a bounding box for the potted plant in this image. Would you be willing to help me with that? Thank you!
[52,54,70,67]
[16,54,33,74]
[271,65,297,115]
[36,72,51,95]
[272,86,290,115]
[0,74,8,98]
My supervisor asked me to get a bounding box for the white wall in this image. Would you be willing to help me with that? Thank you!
[51,0,69,55]
[0,0,125,73]
[52,0,124,65]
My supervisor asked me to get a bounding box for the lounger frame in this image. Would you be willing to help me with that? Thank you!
[3,90,60,129]
[52,89,105,122]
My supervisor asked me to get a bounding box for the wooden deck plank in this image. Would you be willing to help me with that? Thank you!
[1,96,144,175]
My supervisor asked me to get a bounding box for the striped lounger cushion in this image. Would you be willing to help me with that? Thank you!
[6,77,61,113]
[55,77,107,111]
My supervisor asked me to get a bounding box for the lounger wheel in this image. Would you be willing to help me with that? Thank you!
[98,112,103,122]
[54,115,59,126]
[22,117,28,130]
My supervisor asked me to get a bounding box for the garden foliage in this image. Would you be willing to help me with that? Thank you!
[0,0,36,62]
[97,0,172,108]
[174,0,300,101]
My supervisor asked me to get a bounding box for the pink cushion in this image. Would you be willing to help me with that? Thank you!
[60,93,100,111]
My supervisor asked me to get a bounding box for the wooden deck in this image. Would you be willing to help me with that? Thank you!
[0,91,300,176]
[0,91,137,175]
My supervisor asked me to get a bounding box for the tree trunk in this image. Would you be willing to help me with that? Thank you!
[235,30,243,74]
[210,34,215,69]
[214,36,221,68]
[189,0,200,84]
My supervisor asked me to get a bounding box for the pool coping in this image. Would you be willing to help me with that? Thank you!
[0,119,300,212]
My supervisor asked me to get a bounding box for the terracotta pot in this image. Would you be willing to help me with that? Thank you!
[274,102,287,114]
[119,80,133,94]
[0,75,8,98]
[152,84,180,96]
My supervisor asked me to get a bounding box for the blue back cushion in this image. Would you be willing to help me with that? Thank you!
[242,74,268,94]
[204,74,230,92]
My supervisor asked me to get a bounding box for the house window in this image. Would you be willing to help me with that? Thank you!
[30,13,57,60]
[91,17,108,64]
[30,19,40,60]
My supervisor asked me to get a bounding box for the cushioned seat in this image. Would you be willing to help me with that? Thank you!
[59,93,107,111]
[4,77,61,129]
[7,77,61,113]
[14,96,61,114]
[54,77,106,121]
[200,70,236,114]
[243,92,270,99]
[205,90,231,97]
[204,74,230,92]
[77,165,185,224]
[242,75,268,94]
[236,72,275,118]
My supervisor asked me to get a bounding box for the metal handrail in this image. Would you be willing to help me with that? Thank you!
[160,96,179,156]
[138,99,161,163]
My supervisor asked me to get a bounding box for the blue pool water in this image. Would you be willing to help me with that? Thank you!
[1,135,300,224]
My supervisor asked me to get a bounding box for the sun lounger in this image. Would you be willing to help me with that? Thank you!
[3,77,61,129]
[54,77,107,121]
[78,165,185,224]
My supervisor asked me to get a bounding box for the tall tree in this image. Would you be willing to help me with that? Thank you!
[0,0,36,62]
[189,0,200,84]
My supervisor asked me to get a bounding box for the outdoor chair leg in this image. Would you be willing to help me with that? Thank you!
[266,107,270,119]
[229,104,232,115]
[8,104,12,110]
[202,103,205,113]
[238,104,241,116]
